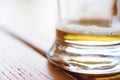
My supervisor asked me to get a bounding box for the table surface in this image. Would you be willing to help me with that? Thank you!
[0,0,120,80]
[0,30,76,80]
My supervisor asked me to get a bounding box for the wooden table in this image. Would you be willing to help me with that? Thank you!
[0,0,120,80]
[0,30,76,80]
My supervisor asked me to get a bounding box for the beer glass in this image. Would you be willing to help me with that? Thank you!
[47,0,120,75]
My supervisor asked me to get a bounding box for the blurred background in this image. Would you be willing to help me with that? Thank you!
[0,0,57,51]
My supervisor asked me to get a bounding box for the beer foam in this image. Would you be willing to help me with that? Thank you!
[57,20,120,36]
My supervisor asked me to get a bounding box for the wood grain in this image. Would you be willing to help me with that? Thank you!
[0,31,75,80]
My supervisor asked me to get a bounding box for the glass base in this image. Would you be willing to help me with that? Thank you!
[47,42,120,75]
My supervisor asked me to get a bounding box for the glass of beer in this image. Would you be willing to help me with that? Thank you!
[47,0,120,75]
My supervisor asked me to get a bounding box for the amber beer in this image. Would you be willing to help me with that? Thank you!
[56,30,120,49]
[47,0,120,75]
[57,29,120,43]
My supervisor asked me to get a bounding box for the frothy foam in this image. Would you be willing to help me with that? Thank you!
[57,20,120,36]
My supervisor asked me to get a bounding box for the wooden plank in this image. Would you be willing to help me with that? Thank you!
[0,31,75,80]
